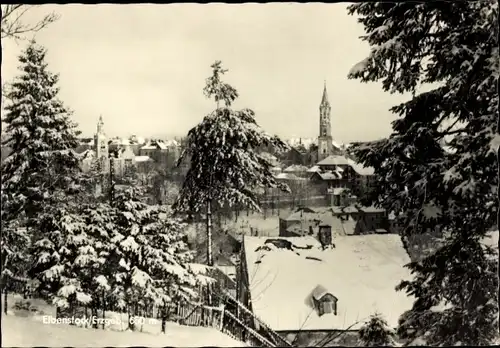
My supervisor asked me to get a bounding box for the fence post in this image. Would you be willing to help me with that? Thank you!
[219,304,225,331]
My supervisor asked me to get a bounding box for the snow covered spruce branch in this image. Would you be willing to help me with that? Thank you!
[347,1,499,345]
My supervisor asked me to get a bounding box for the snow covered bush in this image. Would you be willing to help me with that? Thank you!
[29,207,91,312]
[347,1,498,345]
[358,313,395,347]
[108,185,204,329]
[30,185,207,329]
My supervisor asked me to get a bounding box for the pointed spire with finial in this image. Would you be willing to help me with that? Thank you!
[97,114,104,133]
[321,80,330,106]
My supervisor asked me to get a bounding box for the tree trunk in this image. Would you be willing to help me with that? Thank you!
[85,306,89,328]
[4,288,8,315]
[128,306,135,331]
[102,292,106,330]
[206,200,213,305]
[92,305,99,329]
[497,103,500,336]
[161,305,166,334]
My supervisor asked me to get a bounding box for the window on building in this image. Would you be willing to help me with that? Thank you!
[322,300,337,315]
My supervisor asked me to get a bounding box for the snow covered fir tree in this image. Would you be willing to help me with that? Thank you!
[358,313,395,347]
[347,1,499,345]
[173,61,290,269]
[1,40,83,312]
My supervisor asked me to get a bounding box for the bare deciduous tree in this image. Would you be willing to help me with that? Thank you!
[1,5,60,40]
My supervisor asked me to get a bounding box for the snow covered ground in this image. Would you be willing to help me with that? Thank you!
[2,315,246,347]
[2,294,245,347]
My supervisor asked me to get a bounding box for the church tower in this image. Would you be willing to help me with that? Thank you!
[318,81,333,161]
[94,115,109,171]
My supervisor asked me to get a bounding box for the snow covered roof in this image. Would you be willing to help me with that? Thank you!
[317,155,374,176]
[331,140,344,149]
[313,171,342,180]
[358,205,386,214]
[242,235,414,332]
[260,152,280,166]
[317,155,351,166]
[286,221,322,236]
[129,135,146,145]
[164,139,180,147]
[328,215,358,236]
[307,165,321,173]
[141,143,157,150]
[135,155,153,163]
[78,149,96,159]
[157,141,168,150]
[275,173,303,180]
[140,139,179,151]
[283,165,309,173]
[347,158,375,176]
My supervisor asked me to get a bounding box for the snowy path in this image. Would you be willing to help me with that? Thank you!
[2,315,246,347]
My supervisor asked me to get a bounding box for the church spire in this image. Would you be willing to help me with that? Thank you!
[97,115,104,133]
[321,80,329,106]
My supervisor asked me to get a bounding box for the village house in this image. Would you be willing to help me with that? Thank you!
[278,146,309,167]
[309,155,374,197]
[139,139,180,167]
[278,205,389,237]
[110,145,136,176]
[237,235,414,346]
[283,164,310,179]
[75,137,94,153]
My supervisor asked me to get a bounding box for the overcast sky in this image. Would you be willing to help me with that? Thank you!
[2,3,412,143]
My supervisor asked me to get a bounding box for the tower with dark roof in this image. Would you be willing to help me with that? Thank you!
[318,81,333,161]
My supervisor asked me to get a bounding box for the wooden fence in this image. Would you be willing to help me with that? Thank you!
[157,291,292,348]
[167,302,225,330]
[158,300,280,347]
[219,290,293,347]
